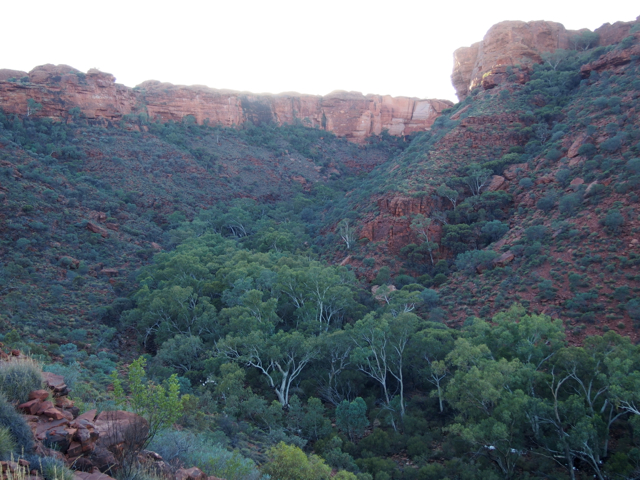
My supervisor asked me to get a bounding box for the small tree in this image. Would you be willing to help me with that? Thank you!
[410,214,438,264]
[542,49,569,71]
[571,31,599,51]
[436,184,459,208]
[335,397,369,441]
[465,165,493,196]
[338,219,356,250]
[110,357,184,449]
[26,98,43,117]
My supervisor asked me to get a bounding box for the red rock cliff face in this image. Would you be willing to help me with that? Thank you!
[0,64,137,120]
[360,195,444,256]
[452,20,577,101]
[0,64,452,143]
[451,17,640,101]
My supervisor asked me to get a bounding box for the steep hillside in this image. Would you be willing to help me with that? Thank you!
[337,20,640,344]
[0,113,408,359]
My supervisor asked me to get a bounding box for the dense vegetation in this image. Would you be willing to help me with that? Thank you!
[1,25,640,480]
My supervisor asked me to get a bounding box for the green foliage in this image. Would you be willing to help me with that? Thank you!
[603,209,624,233]
[335,397,368,441]
[0,426,16,460]
[0,358,43,404]
[110,357,184,447]
[0,393,33,454]
[33,457,74,480]
[578,142,597,158]
[559,193,581,215]
[373,266,391,285]
[149,430,262,480]
[455,250,498,274]
[262,442,331,480]
[481,220,508,243]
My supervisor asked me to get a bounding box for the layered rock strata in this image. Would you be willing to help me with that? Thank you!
[0,64,452,143]
[452,17,640,100]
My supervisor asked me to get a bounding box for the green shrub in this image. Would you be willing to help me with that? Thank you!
[626,299,640,322]
[263,442,331,480]
[0,358,43,404]
[626,158,640,174]
[373,267,391,285]
[559,193,581,215]
[604,209,624,233]
[0,426,16,460]
[0,393,33,454]
[537,195,556,212]
[518,178,533,188]
[33,456,74,480]
[578,143,596,158]
[432,274,448,286]
[525,225,548,242]
[358,429,391,457]
[455,250,498,274]
[149,430,262,480]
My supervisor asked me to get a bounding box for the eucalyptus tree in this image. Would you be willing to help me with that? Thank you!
[349,312,418,423]
[217,330,320,407]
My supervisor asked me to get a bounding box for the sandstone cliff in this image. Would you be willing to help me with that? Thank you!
[451,17,640,100]
[0,64,452,142]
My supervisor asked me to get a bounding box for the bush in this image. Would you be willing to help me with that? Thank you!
[525,225,548,243]
[518,178,533,189]
[481,220,509,243]
[373,267,391,285]
[433,274,448,286]
[0,393,33,454]
[263,442,331,480]
[601,136,622,153]
[626,158,640,174]
[0,358,43,404]
[559,193,581,215]
[0,426,16,460]
[604,209,624,233]
[578,143,596,158]
[15,238,30,250]
[626,299,640,322]
[336,398,368,441]
[420,289,440,308]
[555,168,571,186]
[537,195,556,213]
[455,250,498,274]
[32,456,74,480]
[148,430,261,480]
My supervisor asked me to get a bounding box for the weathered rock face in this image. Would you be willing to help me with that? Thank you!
[0,64,137,121]
[594,17,640,46]
[360,195,444,257]
[0,69,28,82]
[452,17,640,101]
[452,20,576,100]
[580,33,640,77]
[0,64,452,143]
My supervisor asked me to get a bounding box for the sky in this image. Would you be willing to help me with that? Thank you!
[4,1,638,103]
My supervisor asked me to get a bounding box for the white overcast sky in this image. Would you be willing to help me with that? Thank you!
[4,1,638,102]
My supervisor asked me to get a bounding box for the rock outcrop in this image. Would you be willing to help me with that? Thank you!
[0,65,452,143]
[452,20,578,100]
[451,17,640,100]
[580,33,640,77]
[360,195,444,257]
